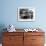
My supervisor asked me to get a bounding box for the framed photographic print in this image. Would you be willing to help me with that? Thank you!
[17,7,35,21]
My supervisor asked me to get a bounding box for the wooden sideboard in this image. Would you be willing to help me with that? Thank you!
[2,31,45,46]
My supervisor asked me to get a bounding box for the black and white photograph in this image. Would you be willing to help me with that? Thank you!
[18,7,35,21]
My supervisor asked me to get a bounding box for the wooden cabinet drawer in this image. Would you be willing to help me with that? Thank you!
[3,36,23,44]
[32,44,44,46]
[3,43,23,46]
[3,32,23,36]
[24,32,44,36]
[3,44,15,46]
[32,36,45,44]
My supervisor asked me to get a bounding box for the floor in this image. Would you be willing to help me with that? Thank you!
[0,44,2,46]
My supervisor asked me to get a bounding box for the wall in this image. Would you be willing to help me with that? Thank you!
[0,0,46,30]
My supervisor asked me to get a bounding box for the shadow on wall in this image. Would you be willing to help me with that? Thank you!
[0,24,7,43]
